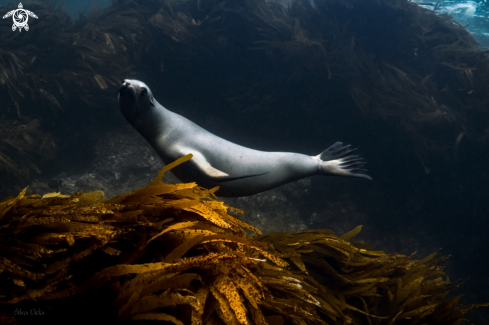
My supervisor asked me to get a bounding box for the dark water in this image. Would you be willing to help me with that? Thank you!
[0,0,111,17]
[1,0,489,323]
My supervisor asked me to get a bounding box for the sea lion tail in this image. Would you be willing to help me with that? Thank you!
[315,142,372,180]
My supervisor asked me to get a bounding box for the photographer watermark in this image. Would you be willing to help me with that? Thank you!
[2,3,38,32]
[14,308,45,316]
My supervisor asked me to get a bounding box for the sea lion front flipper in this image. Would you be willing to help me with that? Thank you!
[185,150,268,182]
[185,150,230,177]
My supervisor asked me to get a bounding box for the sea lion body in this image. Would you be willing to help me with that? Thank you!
[151,112,319,196]
[118,79,371,197]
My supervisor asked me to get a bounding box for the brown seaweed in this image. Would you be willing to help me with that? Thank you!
[0,118,54,178]
[0,155,486,324]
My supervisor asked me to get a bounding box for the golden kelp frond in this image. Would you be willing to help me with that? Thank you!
[0,156,486,324]
[0,155,273,324]
[258,228,488,324]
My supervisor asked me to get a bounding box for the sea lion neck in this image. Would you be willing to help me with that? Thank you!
[133,100,173,143]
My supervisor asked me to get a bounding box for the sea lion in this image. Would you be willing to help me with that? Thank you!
[118,79,371,197]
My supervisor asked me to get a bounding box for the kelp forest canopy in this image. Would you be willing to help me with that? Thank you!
[0,0,488,193]
[0,154,487,324]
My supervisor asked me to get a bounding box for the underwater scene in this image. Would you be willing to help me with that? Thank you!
[1,0,489,323]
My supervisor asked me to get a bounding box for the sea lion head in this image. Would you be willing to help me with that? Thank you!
[118,79,155,127]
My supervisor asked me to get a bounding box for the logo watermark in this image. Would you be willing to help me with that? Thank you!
[2,3,38,32]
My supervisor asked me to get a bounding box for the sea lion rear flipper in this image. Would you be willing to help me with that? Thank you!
[316,141,372,180]
[186,150,268,182]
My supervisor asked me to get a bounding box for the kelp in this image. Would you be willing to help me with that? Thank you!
[0,118,55,178]
[0,155,486,324]
[2,0,489,189]
[0,0,148,190]
[258,229,489,324]
[247,0,489,171]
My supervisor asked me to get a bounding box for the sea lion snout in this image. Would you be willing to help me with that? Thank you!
[118,80,138,123]
[119,79,136,95]
[118,79,155,124]
[119,79,153,99]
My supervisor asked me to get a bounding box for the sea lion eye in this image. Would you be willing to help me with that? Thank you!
[141,88,147,96]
